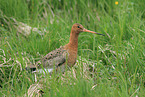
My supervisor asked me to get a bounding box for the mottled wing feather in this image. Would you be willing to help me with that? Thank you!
[26,46,68,72]
[42,46,65,60]
[37,46,68,69]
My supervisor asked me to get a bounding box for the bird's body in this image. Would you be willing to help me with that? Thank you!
[27,23,104,73]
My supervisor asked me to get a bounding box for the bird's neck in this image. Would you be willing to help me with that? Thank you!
[68,31,79,51]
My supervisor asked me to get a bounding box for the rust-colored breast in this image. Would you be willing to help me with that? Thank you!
[64,44,78,67]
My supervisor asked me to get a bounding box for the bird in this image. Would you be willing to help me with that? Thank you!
[26,23,105,74]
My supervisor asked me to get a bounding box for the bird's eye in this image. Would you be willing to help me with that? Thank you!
[77,26,80,28]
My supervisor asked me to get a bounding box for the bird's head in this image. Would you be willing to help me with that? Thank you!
[71,23,105,36]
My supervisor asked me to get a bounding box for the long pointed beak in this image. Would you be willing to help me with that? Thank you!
[83,28,105,36]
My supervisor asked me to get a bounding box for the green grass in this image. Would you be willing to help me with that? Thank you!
[0,0,145,96]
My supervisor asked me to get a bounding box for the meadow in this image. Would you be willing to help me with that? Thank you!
[0,0,145,96]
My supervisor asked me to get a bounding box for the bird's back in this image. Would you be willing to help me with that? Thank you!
[36,46,69,72]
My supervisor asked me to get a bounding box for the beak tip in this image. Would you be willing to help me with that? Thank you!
[96,33,105,36]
